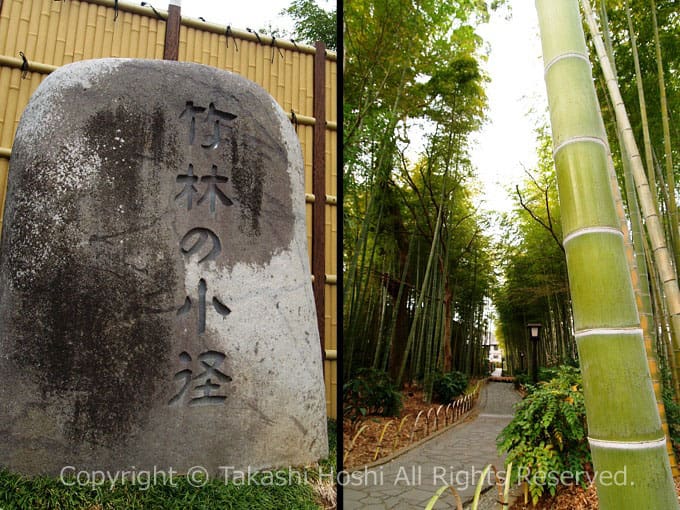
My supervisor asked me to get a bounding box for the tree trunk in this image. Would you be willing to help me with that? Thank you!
[387,252,412,382]
[442,289,454,372]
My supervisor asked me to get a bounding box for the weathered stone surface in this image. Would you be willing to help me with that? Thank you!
[0,59,327,476]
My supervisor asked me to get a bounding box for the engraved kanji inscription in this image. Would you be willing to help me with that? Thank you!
[180,228,222,263]
[168,350,232,406]
[175,164,233,213]
[177,278,231,334]
[201,103,238,150]
[175,164,199,210]
[171,100,237,408]
[179,101,205,145]
[199,165,233,213]
[179,100,237,149]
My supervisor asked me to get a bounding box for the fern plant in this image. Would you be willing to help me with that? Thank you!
[432,370,468,403]
[497,366,590,505]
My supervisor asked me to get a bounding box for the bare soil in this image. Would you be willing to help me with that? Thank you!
[509,476,680,509]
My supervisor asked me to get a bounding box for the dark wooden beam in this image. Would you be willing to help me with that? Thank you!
[312,41,326,363]
[163,3,181,61]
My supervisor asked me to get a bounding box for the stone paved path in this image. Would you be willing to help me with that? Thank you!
[343,382,521,509]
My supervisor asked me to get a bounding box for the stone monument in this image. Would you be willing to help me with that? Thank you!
[0,59,327,476]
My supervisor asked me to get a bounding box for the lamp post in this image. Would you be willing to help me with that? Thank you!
[527,323,542,383]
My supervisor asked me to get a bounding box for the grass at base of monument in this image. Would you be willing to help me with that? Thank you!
[0,471,318,509]
[0,420,337,510]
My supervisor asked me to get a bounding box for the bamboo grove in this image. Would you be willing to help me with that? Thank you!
[343,0,680,509]
[494,0,680,505]
[588,0,680,407]
[498,0,679,414]
[343,0,500,399]
[497,0,678,368]
[344,0,680,495]
[494,126,575,375]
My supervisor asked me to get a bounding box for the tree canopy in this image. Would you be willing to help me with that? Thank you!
[282,0,337,49]
[344,0,503,400]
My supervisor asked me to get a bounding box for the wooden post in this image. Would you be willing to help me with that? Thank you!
[163,0,181,61]
[313,41,326,362]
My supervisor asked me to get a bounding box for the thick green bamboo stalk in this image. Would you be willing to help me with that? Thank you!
[582,0,680,400]
[536,1,678,507]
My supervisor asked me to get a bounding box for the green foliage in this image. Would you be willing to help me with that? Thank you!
[537,366,560,382]
[343,368,403,420]
[591,0,679,182]
[513,367,560,392]
[432,370,468,403]
[663,389,680,457]
[343,0,497,384]
[494,126,575,375]
[497,366,590,505]
[282,0,336,50]
[660,363,680,457]
[513,372,531,391]
[0,469,320,509]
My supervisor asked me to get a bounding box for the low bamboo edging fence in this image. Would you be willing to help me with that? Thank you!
[344,380,486,468]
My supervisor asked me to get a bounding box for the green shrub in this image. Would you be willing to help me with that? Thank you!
[513,367,559,392]
[432,370,468,403]
[497,365,590,505]
[343,368,402,420]
[661,364,680,457]
[537,366,560,382]
[665,396,680,457]
[513,371,531,390]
